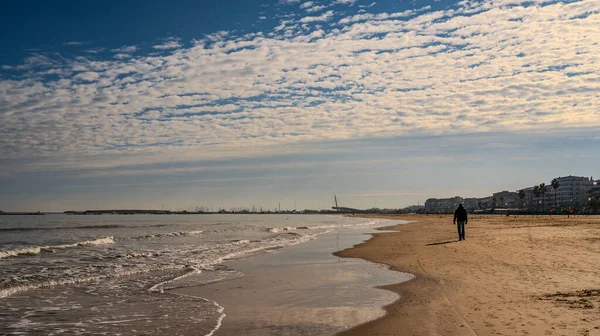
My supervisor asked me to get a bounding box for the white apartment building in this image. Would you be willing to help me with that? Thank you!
[554,175,594,208]
[423,175,597,212]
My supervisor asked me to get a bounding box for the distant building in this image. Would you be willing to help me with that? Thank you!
[422,174,598,213]
[492,191,518,209]
[555,175,594,208]
[588,186,600,198]
[424,196,463,213]
[404,205,425,213]
[519,186,535,209]
[587,179,600,198]
[462,198,479,210]
[519,184,553,210]
[474,196,492,210]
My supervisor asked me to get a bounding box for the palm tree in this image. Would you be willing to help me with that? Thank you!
[539,183,546,211]
[533,185,541,212]
[518,189,526,210]
[551,178,560,211]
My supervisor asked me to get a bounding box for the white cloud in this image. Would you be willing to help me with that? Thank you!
[84,48,106,54]
[300,1,314,8]
[73,71,101,81]
[338,10,414,24]
[111,45,138,53]
[2,0,600,175]
[152,38,182,50]
[114,53,132,59]
[299,10,334,22]
[307,5,328,13]
[359,2,376,8]
[63,41,85,46]
[334,0,356,4]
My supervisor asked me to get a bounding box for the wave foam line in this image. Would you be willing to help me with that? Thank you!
[151,234,325,335]
[0,263,187,299]
[307,218,394,231]
[0,236,115,259]
[199,234,319,270]
[148,267,226,336]
[148,266,201,294]
[169,291,226,336]
[130,230,203,240]
[265,218,391,234]
[162,272,244,291]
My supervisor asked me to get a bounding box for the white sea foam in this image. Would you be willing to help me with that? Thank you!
[0,217,393,300]
[267,226,296,233]
[198,233,318,270]
[0,236,115,260]
[130,230,204,240]
[0,263,186,299]
[161,270,245,291]
[149,234,317,292]
[147,235,319,336]
[148,267,201,293]
[168,292,226,336]
[205,299,226,336]
[307,218,391,230]
[0,233,313,299]
[118,251,161,259]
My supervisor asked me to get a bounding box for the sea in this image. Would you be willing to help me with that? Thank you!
[0,214,411,335]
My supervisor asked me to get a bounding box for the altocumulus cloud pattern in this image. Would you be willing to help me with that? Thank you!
[1,0,599,175]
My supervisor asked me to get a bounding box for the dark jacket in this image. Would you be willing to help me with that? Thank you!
[454,206,468,223]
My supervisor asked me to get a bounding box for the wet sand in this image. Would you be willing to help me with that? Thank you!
[335,214,600,336]
[171,226,413,335]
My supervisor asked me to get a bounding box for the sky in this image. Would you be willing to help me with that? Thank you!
[1,0,599,212]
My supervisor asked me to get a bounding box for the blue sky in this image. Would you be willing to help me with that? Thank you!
[1,0,599,211]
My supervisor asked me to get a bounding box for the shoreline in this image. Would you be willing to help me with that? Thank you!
[334,214,600,335]
[0,215,405,335]
[169,219,411,336]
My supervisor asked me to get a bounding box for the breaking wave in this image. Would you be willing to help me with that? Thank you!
[0,236,115,259]
[0,232,317,298]
[265,219,385,233]
[130,230,204,240]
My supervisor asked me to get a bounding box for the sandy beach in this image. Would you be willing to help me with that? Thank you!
[335,214,600,336]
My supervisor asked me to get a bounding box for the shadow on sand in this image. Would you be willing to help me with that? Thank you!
[425,240,456,246]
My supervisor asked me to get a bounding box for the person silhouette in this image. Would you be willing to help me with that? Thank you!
[453,203,468,241]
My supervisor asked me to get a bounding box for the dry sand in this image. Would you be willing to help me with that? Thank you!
[335,214,600,336]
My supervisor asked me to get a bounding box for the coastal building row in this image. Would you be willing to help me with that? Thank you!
[424,175,599,212]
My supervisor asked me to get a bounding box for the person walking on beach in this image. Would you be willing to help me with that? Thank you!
[453,203,468,241]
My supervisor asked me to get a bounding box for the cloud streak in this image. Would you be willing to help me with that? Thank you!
[152,38,182,50]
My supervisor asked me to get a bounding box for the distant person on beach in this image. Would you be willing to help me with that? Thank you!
[453,203,468,241]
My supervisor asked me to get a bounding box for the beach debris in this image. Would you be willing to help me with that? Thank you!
[540,289,600,310]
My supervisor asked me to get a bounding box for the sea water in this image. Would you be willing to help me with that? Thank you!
[0,214,409,335]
